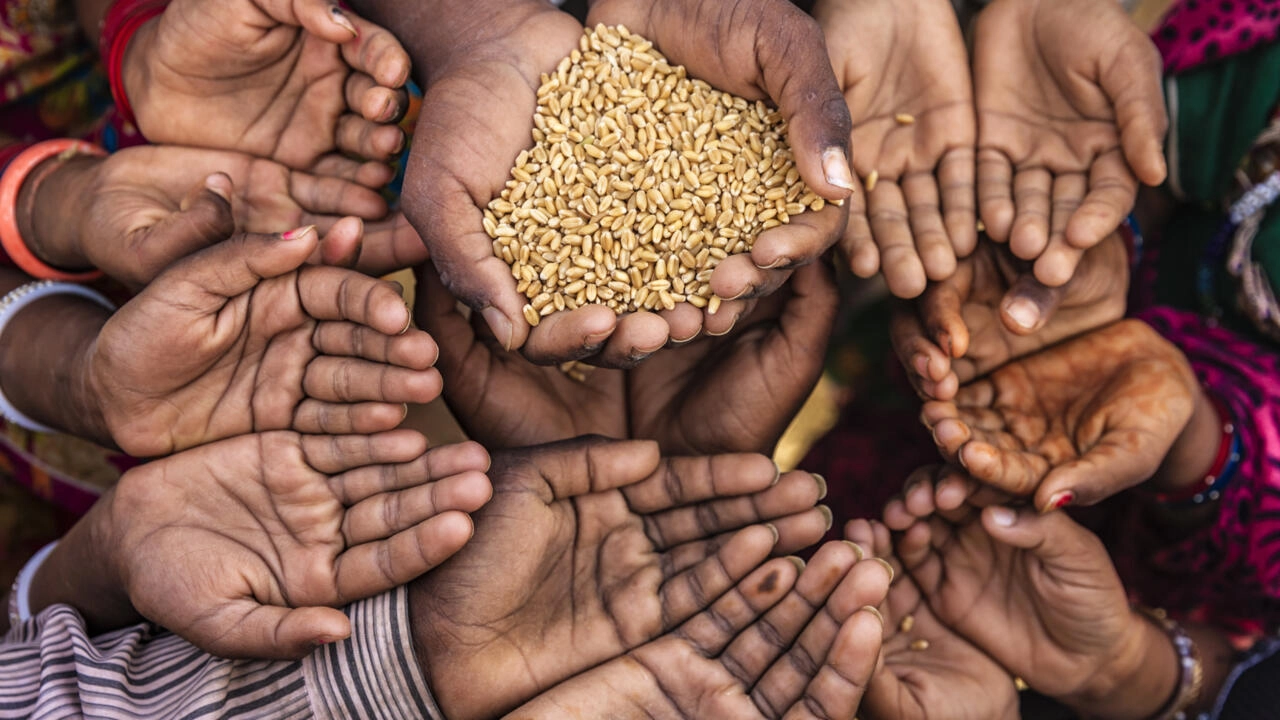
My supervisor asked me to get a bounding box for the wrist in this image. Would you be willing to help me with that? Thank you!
[1066,609,1180,720]
[17,155,98,272]
[1150,384,1220,494]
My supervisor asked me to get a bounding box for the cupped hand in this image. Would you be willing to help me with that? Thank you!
[815,0,977,299]
[845,519,1019,720]
[885,479,1174,717]
[411,437,832,719]
[629,261,838,456]
[892,232,1128,400]
[973,0,1167,286]
[921,320,1198,511]
[583,0,853,307]
[108,430,491,659]
[127,0,410,180]
[89,226,443,458]
[507,541,890,720]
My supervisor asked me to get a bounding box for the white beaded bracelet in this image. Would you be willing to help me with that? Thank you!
[0,280,115,433]
[7,540,58,628]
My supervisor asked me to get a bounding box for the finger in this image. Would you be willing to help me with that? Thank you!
[976,148,1015,242]
[939,147,978,258]
[749,204,844,271]
[335,114,406,162]
[125,173,237,287]
[999,272,1068,335]
[721,541,862,685]
[783,609,884,720]
[335,511,475,599]
[661,302,705,344]
[338,11,413,89]
[342,470,491,545]
[1062,150,1138,261]
[1034,428,1178,512]
[299,429,428,474]
[919,274,970,360]
[330,440,490,504]
[1103,41,1169,187]
[675,557,800,658]
[194,602,351,660]
[289,168,388,220]
[155,226,321,309]
[765,507,832,556]
[292,399,409,435]
[286,0,362,44]
[704,297,753,337]
[590,311,670,368]
[302,358,441,406]
[980,505,1106,566]
[493,436,661,500]
[958,441,1049,497]
[841,184,878,278]
[296,266,410,333]
[659,524,780,629]
[315,215,363,268]
[626,454,781,515]
[931,418,973,459]
[312,323,439,369]
[710,254,792,302]
[889,310,950,397]
[869,180,927,299]
[1009,167,1052,261]
[311,155,396,189]
[521,305,619,365]
[344,72,409,124]
[354,213,430,276]
[1032,172,1088,287]
[902,172,957,282]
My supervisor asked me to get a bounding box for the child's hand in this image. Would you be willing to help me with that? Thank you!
[891,232,1128,401]
[126,0,410,180]
[814,0,977,298]
[920,320,1198,512]
[973,0,1167,287]
[106,431,491,658]
[89,226,444,458]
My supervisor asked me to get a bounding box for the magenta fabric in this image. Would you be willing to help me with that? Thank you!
[1154,0,1280,74]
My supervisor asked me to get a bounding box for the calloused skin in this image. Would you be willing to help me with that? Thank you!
[412,436,833,720]
[845,518,1018,720]
[89,226,443,458]
[126,0,410,182]
[920,319,1199,512]
[417,261,837,457]
[891,232,1128,401]
[814,0,978,299]
[507,541,890,720]
[973,0,1167,287]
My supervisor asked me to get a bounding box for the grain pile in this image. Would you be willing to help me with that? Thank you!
[485,24,827,325]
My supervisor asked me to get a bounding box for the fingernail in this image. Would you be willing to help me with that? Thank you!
[770,462,781,487]
[765,523,780,544]
[400,403,409,421]
[859,605,885,625]
[812,473,827,500]
[281,225,316,241]
[585,329,613,347]
[872,557,895,582]
[203,173,232,202]
[787,556,806,573]
[626,350,654,364]
[842,540,865,561]
[913,355,929,378]
[480,307,514,352]
[330,6,358,35]
[758,256,791,270]
[822,147,856,193]
[990,506,1017,527]
[1041,491,1074,514]
[819,505,833,531]
[706,312,741,337]
[1004,298,1041,330]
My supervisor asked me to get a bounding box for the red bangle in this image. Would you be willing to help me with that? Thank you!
[1152,390,1237,504]
[101,0,170,127]
[0,140,108,282]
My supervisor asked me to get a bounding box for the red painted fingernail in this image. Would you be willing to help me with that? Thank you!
[282,225,316,241]
[1042,491,1074,514]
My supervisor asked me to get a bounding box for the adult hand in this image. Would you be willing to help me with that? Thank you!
[508,541,890,720]
[583,0,854,306]
[126,0,410,180]
[845,519,1019,720]
[629,261,838,456]
[89,226,443,458]
[101,431,489,659]
[411,437,832,719]
[814,0,977,299]
[892,232,1128,401]
[921,320,1198,512]
[973,0,1167,286]
[21,147,388,288]
[885,480,1181,719]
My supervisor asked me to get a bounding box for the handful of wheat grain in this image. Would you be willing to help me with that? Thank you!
[485,24,826,327]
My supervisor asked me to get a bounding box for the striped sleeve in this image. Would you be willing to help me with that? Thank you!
[0,586,441,719]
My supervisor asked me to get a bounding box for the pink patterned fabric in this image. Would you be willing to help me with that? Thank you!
[1154,0,1280,74]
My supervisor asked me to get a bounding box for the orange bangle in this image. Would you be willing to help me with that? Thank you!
[0,140,107,282]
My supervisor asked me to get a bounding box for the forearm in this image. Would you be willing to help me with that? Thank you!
[1149,382,1219,493]
[0,269,114,445]
[15,154,99,273]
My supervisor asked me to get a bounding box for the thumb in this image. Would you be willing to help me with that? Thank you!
[282,0,360,43]
[981,504,1111,571]
[317,216,364,268]
[1000,272,1068,335]
[126,173,236,287]
[157,225,321,306]
[199,603,351,660]
[492,436,661,502]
